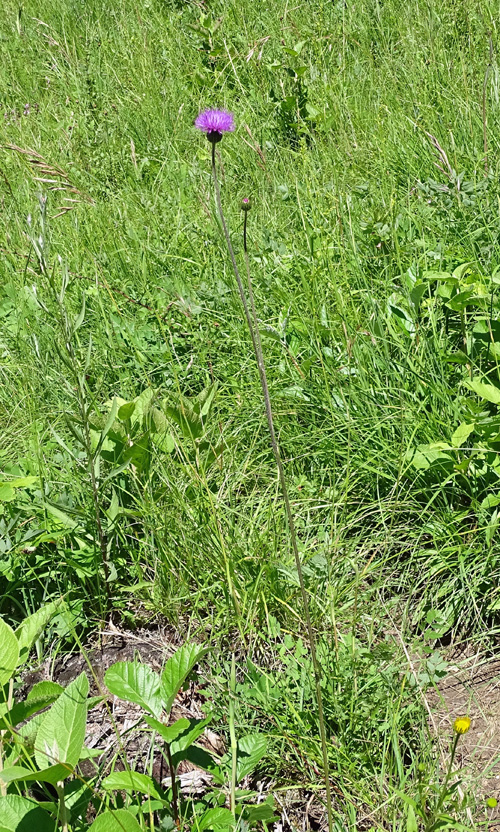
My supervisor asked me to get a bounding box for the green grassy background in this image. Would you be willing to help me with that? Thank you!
[1,0,500,825]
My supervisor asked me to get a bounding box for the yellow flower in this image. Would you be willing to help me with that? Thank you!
[453,716,471,735]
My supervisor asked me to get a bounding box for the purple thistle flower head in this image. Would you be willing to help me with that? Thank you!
[195,109,235,143]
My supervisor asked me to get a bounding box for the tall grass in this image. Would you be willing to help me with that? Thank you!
[1,0,500,823]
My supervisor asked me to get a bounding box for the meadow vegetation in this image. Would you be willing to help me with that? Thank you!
[1,0,500,829]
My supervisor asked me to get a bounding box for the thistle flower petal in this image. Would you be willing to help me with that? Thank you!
[195,109,235,140]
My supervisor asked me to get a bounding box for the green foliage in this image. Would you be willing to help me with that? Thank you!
[1,0,499,826]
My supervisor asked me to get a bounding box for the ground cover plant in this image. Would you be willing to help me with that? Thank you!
[1,0,500,828]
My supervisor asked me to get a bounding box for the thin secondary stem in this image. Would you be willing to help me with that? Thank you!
[165,744,179,823]
[229,653,237,814]
[211,144,334,832]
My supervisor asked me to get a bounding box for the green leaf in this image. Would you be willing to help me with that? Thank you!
[465,379,500,405]
[407,805,418,832]
[15,600,62,665]
[117,401,136,421]
[1,682,63,731]
[35,671,89,770]
[0,618,19,687]
[161,643,208,713]
[451,423,475,448]
[171,717,212,764]
[143,715,190,743]
[243,803,278,823]
[406,445,453,471]
[0,485,15,502]
[0,795,56,832]
[0,764,70,786]
[88,808,143,831]
[236,734,267,781]
[105,661,161,717]
[197,808,235,832]
[101,771,165,801]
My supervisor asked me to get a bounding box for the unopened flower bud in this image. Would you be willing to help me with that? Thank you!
[241,197,251,212]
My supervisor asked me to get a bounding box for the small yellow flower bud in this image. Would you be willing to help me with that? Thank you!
[453,716,471,735]
[486,798,497,809]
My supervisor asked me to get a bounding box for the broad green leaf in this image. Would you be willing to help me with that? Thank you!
[105,661,161,717]
[27,681,64,702]
[466,379,500,405]
[101,770,165,801]
[163,396,203,439]
[197,808,235,831]
[243,803,278,823]
[117,401,136,421]
[405,445,453,471]
[0,794,56,832]
[451,423,475,448]
[35,671,89,770]
[143,715,190,743]
[1,682,63,731]
[236,734,267,781]
[445,290,475,312]
[161,643,208,712]
[133,388,155,425]
[171,717,212,764]
[0,485,15,502]
[88,808,142,831]
[15,600,62,665]
[0,765,70,786]
[0,618,19,687]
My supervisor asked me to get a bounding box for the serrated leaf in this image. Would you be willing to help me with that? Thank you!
[88,808,142,831]
[466,379,500,405]
[101,771,165,801]
[0,794,56,832]
[105,661,161,717]
[35,671,89,771]
[160,643,208,713]
[15,600,62,665]
[0,618,19,687]
[236,734,267,781]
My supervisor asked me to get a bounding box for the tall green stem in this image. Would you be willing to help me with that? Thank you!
[210,141,334,832]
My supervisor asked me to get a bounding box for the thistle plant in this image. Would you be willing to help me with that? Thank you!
[195,108,334,832]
